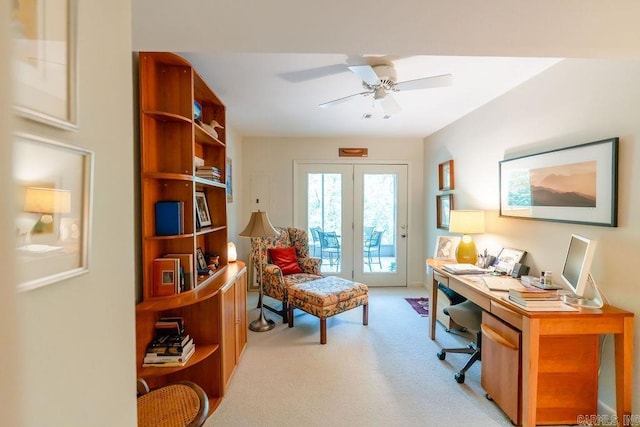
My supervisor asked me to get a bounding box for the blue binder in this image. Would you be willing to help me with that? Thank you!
[155,201,183,236]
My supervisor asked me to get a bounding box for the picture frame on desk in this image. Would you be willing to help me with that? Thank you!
[433,236,461,261]
[436,194,453,230]
[492,248,526,275]
[195,191,212,227]
[438,160,454,191]
[499,138,618,227]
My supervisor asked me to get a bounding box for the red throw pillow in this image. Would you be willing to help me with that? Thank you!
[268,247,302,275]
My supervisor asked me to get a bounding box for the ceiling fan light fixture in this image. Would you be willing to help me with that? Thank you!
[373,87,386,100]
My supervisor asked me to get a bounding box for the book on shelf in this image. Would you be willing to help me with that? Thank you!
[143,344,196,367]
[146,336,194,357]
[154,200,184,236]
[152,258,180,297]
[147,333,191,348]
[154,316,185,336]
[165,253,195,291]
[443,263,490,275]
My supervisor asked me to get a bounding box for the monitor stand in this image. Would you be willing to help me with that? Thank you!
[562,273,604,309]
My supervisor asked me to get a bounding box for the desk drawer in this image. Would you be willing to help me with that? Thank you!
[490,301,523,330]
[433,272,448,286]
[449,280,491,311]
[481,312,521,425]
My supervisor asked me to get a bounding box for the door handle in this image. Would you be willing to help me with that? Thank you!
[400,234,407,238]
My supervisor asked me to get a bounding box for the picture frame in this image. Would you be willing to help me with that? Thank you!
[12,0,78,130]
[433,235,461,261]
[499,138,618,227]
[14,132,93,291]
[492,248,527,275]
[196,247,208,270]
[438,160,454,191]
[436,194,453,230]
[226,157,233,203]
[195,191,212,227]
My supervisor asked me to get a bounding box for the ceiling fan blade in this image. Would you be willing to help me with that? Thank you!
[318,91,371,108]
[348,65,381,86]
[378,94,402,115]
[394,73,453,92]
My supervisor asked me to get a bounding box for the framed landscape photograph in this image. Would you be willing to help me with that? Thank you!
[12,0,78,130]
[438,160,454,191]
[14,132,93,291]
[436,194,453,230]
[499,138,618,226]
[195,191,212,227]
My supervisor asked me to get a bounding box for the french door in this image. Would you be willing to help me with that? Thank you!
[294,162,408,287]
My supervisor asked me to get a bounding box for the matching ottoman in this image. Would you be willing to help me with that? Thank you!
[287,276,368,344]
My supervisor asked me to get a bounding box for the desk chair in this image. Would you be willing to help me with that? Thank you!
[436,299,483,384]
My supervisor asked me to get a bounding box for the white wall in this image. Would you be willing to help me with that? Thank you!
[239,136,425,286]
[10,2,137,426]
[424,58,640,413]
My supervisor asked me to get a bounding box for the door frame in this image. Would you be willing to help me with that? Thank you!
[293,160,410,286]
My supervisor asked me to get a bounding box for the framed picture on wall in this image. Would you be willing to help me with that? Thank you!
[438,160,454,191]
[14,132,93,291]
[436,194,453,230]
[12,0,78,130]
[499,138,618,226]
[226,157,233,202]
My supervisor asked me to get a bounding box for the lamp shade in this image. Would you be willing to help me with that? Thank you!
[239,211,278,238]
[449,210,485,234]
[24,187,71,214]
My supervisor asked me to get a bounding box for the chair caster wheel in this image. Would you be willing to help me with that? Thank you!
[437,351,446,360]
[455,373,465,384]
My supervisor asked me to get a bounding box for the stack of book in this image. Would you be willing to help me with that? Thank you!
[507,286,562,308]
[195,166,222,183]
[143,317,195,367]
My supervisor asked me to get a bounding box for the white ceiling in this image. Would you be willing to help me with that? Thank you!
[132,1,640,138]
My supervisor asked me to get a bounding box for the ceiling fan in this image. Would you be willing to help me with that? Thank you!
[318,64,452,115]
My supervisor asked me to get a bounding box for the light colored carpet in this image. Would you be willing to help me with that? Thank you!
[206,286,515,427]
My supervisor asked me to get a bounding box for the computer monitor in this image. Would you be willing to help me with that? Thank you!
[560,234,603,308]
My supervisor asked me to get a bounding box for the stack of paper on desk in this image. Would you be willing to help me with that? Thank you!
[482,276,526,291]
[443,264,490,274]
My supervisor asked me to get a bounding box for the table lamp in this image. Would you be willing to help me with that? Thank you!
[239,210,278,332]
[23,187,71,235]
[227,242,237,262]
[448,210,485,264]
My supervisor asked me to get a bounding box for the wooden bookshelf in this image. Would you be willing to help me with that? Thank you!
[136,51,245,415]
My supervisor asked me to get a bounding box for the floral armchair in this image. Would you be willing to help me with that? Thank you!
[250,226,322,323]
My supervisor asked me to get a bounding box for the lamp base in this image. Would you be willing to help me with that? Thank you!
[249,311,275,332]
[456,236,477,264]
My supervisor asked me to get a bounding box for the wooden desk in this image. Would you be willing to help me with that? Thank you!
[427,259,634,427]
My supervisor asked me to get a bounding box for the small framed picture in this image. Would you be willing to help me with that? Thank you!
[438,160,454,191]
[196,247,208,270]
[493,248,527,275]
[195,191,212,227]
[436,194,453,230]
[433,236,461,261]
